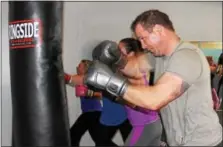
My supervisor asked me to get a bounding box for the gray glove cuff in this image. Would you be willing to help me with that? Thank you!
[111,56,128,73]
[106,74,129,97]
[115,56,128,69]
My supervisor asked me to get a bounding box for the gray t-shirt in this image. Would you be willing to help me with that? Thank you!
[149,41,222,146]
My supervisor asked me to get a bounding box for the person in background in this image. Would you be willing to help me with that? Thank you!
[64,60,103,146]
[217,53,223,107]
[206,56,217,88]
[206,56,221,110]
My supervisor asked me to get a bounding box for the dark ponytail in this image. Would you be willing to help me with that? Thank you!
[119,38,143,53]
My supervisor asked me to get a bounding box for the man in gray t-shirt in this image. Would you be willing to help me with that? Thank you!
[129,10,222,146]
[127,10,222,146]
[84,10,222,146]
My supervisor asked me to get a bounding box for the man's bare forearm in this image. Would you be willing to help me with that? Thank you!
[115,96,138,108]
[123,72,186,110]
[123,84,165,110]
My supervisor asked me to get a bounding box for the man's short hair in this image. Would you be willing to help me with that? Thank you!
[131,9,175,33]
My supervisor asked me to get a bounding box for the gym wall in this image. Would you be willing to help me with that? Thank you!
[1,1,222,146]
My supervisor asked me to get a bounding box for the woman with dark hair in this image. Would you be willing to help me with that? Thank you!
[116,38,163,146]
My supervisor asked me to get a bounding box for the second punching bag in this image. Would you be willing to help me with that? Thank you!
[9,2,70,146]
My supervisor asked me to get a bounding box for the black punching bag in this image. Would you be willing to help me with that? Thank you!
[9,2,70,146]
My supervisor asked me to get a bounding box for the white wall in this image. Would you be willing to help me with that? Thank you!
[0,2,2,146]
[2,1,222,146]
[2,2,13,146]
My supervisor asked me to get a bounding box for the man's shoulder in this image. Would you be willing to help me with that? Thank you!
[171,42,203,59]
[178,41,200,52]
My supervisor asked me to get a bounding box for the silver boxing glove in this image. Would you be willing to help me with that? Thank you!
[92,40,127,70]
[84,60,128,97]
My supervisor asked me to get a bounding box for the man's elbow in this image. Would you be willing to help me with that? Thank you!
[146,93,177,110]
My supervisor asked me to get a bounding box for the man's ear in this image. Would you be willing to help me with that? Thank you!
[153,24,163,35]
